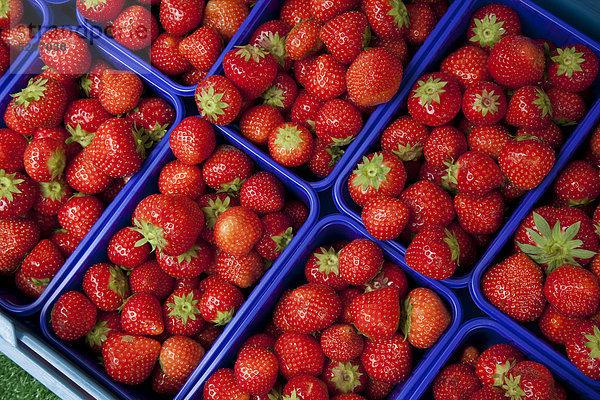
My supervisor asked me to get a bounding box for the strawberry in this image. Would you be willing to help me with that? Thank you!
[126,96,175,142]
[204,368,250,400]
[240,105,284,146]
[129,260,174,300]
[432,364,480,399]
[550,383,568,400]
[160,335,204,381]
[554,160,600,205]
[566,320,600,379]
[112,5,159,50]
[547,87,586,126]
[213,206,261,256]
[308,138,343,177]
[362,0,408,40]
[121,292,164,336]
[283,200,308,232]
[163,288,205,336]
[102,333,161,385]
[402,287,450,348]
[361,196,409,241]
[310,0,357,22]
[0,171,35,219]
[178,26,222,72]
[65,149,113,195]
[347,151,406,207]
[319,11,370,65]
[198,193,239,244]
[338,239,383,285]
[538,304,584,345]
[406,3,436,45]
[364,261,408,295]
[216,250,263,288]
[446,150,503,197]
[283,283,341,334]
[407,72,462,126]
[195,75,242,125]
[467,3,521,50]
[488,35,545,89]
[235,346,279,396]
[459,346,480,369]
[76,0,125,22]
[224,45,278,101]
[83,263,130,311]
[57,195,104,239]
[159,0,203,36]
[548,44,599,92]
[502,361,554,400]
[80,59,110,99]
[294,55,319,88]
[505,86,552,129]
[199,275,244,325]
[498,139,554,190]
[275,331,325,380]
[349,286,400,340]
[360,333,412,383]
[315,98,362,146]
[169,116,216,166]
[467,124,510,160]
[250,20,292,71]
[201,0,249,41]
[380,115,430,162]
[15,239,64,297]
[260,72,298,113]
[544,264,600,318]
[11,77,67,128]
[440,45,490,89]
[346,48,403,107]
[321,359,367,396]
[424,126,468,168]
[462,81,507,125]
[151,366,186,395]
[49,229,80,258]
[280,0,312,26]
[23,138,66,183]
[320,323,364,362]
[39,28,91,78]
[405,225,459,280]
[399,180,455,234]
[51,291,97,341]
[0,128,27,172]
[239,333,276,352]
[283,375,328,400]
[454,190,504,235]
[63,98,111,148]
[3,98,36,136]
[85,311,123,353]
[98,70,143,115]
[363,380,394,400]
[475,343,524,386]
[0,0,22,29]
[285,19,323,61]
[255,212,293,260]
[268,122,314,167]
[240,172,284,216]
[304,54,347,101]
[158,160,205,200]
[304,245,347,291]
[482,252,546,322]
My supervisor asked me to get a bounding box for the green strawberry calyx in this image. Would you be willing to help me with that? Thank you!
[147,121,170,143]
[235,44,270,63]
[362,26,371,50]
[30,277,50,287]
[314,246,341,276]
[213,307,236,326]
[172,243,201,265]
[12,78,48,108]
[585,325,600,359]
[443,158,459,186]
[271,226,294,253]
[473,89,501,117]
[132,124,150,159]
[201,196,232,228]
[501,373,527,399]
[351,152,390,191]
[443,228,461,264]
[65,123,95,148]
[393,142,423,162]
[82,0,108,10]
[551,46,585,78]
[282,389,300,400]
[413,77,448,106]
[84,319,112,349]
[166,291,202,326]
[80,74,93,97]
[469,14,506,49]
[132,217,167,253]
[533,88,553,118]
[516,212,597,273]
[47,147,67,181]
[274,124,306,151]
[0,170,24,202]
[261,85,286,109]
[266,386,282,400]
[255,32,287,67]
[326,145,344,166]
[387,0,410,30]
[108,265,129,300]
[492,360,515,387]
[218,177,245,196]
[39,180,67,201]
[331,134,356,148]
[196,85,230,121]
[330,361,364,394]
[0,0,12,19]
[401,295,412,341]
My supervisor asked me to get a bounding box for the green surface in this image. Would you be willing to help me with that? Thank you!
[0,353,58,400]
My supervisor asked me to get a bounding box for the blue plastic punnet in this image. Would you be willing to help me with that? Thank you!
[180,213,462,400]
[0,26,184,316]
[399,318,600,400]
[333,0,600,289]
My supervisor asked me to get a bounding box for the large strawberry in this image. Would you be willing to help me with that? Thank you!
[268,122,314,167]
[57,195,104,239]
[215,250,263,288]
[544,264,599,318]
[213,206,261,256]
[224,45,278,100]
[502,361,554,400]
[129,260,174,300]
[498,139,554,190]
[39,28,91,78]
[160,335,205,381]
[440,45,490,89]
[199,275,244,325]
[399,180,455,234]
[120,292,164,336]
[538,304,584,345]
[467,3,521,50]
[349,286,400,340]
[159,0,203,37]
[285,19,323,61]
[163,288,205,336]
[274,331,325,380]
[304,245,348,291]
[548,44,599,92]
[235,346,278,396]
[505,86,552,129]
[315,99,362,146]
[0,171,36,219]
[63,98,112,148]
[454,190,504,235]
[554,160,600,205]
[320,323,364,363]
[476,343,524,386]
[76,0,125,23]
[360,333,412,383]
[103,333,161,385]
[0,218,39,273]
[125,97,176,143]
[407,72,462,126]
[446,150,503,197]
[195,75,242,125]
[380,115,430,162]
[283,283,341,334]
[488,35,545,88]
[170,116,216,166]
[51,291,97,341]
[178,26,223,71]
[338,239,383,285]
[15,239,64,297]
[405,225,460,280]
[348,151,406,207]
[203,368,250,400]
[320,11,369,65]
[261,72,298,113]
[98,70,143,115]
[202,0,249,41]
[11,77,67,128]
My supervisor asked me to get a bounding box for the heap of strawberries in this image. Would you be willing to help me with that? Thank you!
[193,0,449,179]
[49,116,309,394]
[0,28,176,299]
[482,122,600,382]
[432,342,569,399]
[77,0,252,86]
[345,3,599,281]
[203,238,451,400]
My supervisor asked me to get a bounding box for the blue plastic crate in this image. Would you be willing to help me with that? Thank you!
[403,318,600,400]
[332,0,600,289]
[0,26,184,316]
[181,213,462,400]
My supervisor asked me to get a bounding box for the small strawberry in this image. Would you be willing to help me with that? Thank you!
[348,151,406,207]
[11,77,67,128]
[538,304,584,345]
[98,70,143,115]
[283,283,341,334]
[80,59,110,99]
[440,45,491,89]
[361,196,409,241]
[0,171,36,219]
[260,72,298,113]
[274,331,325,380]
[151,366,186,395]
[15,239,64,297]
[554,160,600,205]
[285,19,323,61]
[467,124,511,160]
[129,260,174,300]
[120,292,164,336]
[63,98,112,148]
[57,195,104,239]
[255,212,293,260]
[158,160,205,200]
[239,105,284,146]
[548,44,599,92]
[305,54,347,101]
[23,138,66,183]
[432,364,480,399]
[108,226,151,269]
[402,287,450,348]
[198,193,239,244]
[566,320,600,380]
[399,180,455,234]
[544,264,600,318]
[65,149,113,194]
[315,98,362,146]
[505,86,553,129]
[460,346,480,369]
[488,35,545,88]
[125,97,176,143]
[195,75,242,125]
[362,0,409,40]
[405,225,460,280]
[112,5,159,50]
[83,263,130,311]
[163,288,205,336]
[204,368,250,400]
[39,28,91,78]
[320,323,364,362]
[283,200,309,232]
[498,139,554,190]
[462,81,507,125]
[199,275,244,325]
[239,172,284,216]
[349,286,400,340]
[547,87,586,126]
[76,0,125,22]
[159,0,203,37]
[360,333,412,383]
[51,291,97,341]
[380,115,430,162]
[424,126,468,168]
[268,122,314,167]
[308,139,343,177]
[338,239,383,285]
[407,72,462,126]
[178,26,222,71]
[170,116,216,166]
[319,11,370,65]
[235,346,279,396]
[102,333,161,385]
[160,335,204,381]
[290,89,324,132]
[201,0,249,41]
[467,3,521,50]
[49,230,80,258]
[304,245,348,291]
[454,190,504,235]
[0,218,39,273]
[0,128,27,173]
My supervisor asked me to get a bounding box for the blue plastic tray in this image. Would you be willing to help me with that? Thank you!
[181,213,462,400]
[75,0,273,96]
[404,318,600,400]
[213,0,465,192]
[38,106,320,400]
[0,26,185,316]
[333,0,600,289]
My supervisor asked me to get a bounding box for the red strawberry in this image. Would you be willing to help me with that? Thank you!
[199,275,244,325]
[283,283,341,334]
[361,196,409,241]
[23,138,66,183]
[315,98,362,146]
[364,261,408,295]
[274,331,325,380]
[554,160,600,205]
[160,335,204,381]
[282,375,328,400]
[204,368,250,400]
[308,138,343,178]
[0,0,23,29]
[240,105,284,146]
[548,44,599,92]
[129,260,174,300]
[102,333,161,385]
[440,45,490,89]
[566,320,600,380]
[12,77,67,128]
[488,35,545,88]
[321,359,367,396]
[290,89,324,132]
[370,36,408,65]
[0,218,39,273]
[83,263,130,311]
[338,239,383,285]
[304,54,347,101]
[405,225,459,280]
[432,364,480,399]
[482,253,546,322]
[544,264,600,318]
[239,333,276,352]
[319,11,369,65]
[498,139,554,190]
[475,343,524,386]
[399,180,455,233]
[462,81,507,125]
[213,206,261,256]
[467,3,521,50]
[255,212,293,260]
[201,0,249,41]
[502,361,554,400]
[424,126,468,168]
[310,0,357,22]
[362,0,408,40]
[402,287,450,348]
[283,200,308,232]
[202,145,253,194]
[407,72,462,126]
[454,190,504,235]
[505,86,552,129]
[0,128,27,172]
[15,239,64,297]
[57,195,104,239]
[268,122,314,167]
[65,149,113,194]
[3,98,36,136]
[169,116,216,166]
[163,288,205,336]
[80,59,110,98]
[158,236,213,278]
[349,286,400,340]
[460,346,480,369]
[250,19,292,71]
[121,292,164,336]
[320,323,364,362]
[346,48,403,107]
[108,226,150,269]
[347,151,406,207]
[380,115,430,162]
[235,346,278,396]
[547,87,586,126]
[195,75,242,125]
[216,250,263,288]
[112,6,159,50]
[51,291,97,341]
[0,171,35,219]
[446,150,503,197]
[285,19,323,61]
[304,245,347,291]
[538,304,584,345]
[260,72,298,113]
[39,28,91,78]
[363,379,394,400]
[467,124,511,160]
[224,45,278,100]
[159,0,203,36]
[85,311,123,353]
[240,172,284,216]
[98,70,143,115]
[178,26,222,72]
[76,0,125,22]
[125,97,176,142]
[63,98,112,148]
[198,193,239,244]
[360,333,412,383]
[151,366,186,395]
[158,160,205,200]
[49,230,80,258]
[405,3,436,46]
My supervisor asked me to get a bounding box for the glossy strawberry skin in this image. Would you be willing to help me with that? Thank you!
[440,45,490,89]
[170,116,216,166]
[224,45,278,100]
[319,11,369,65]
[203,368,250,400]
[338,239,384,285]
[488,35,545,89]
[475,343,524,386]
[202,0,249,41]
[538,304,584,345]
[240,105,284,146]
[349,286,400,341]
[283,283,341,334]
[360,333,412,384]
[160,0,203,37]
[399,180,455,234]
[268,122,314,167]
[348,151,406,207]
[51,291,98,341]
[39,28,91,78]
[462,81,507,125]
[285,19,323,61]
[548,44,599,92]
[199,276,244,325]
[407,72,462,127]
[234,346,278,396]
[0,128,27,172]
[361,196,409,241]
[544,264,600,318]
[178,26,222,72]
[455,190,504,235]
[58,195,104,240]
[566,320,600,380]
[405,287,450,349]
[274,331,325,380]
[424,126,468,168]
[498,139,555,190]
[15,239,64,298]
[77,0,125,22]
[405,225,458,280]
[213,206,262,256]
[432,364,480,399]
[83,263,130,311]
[102,333,161,385]
[467,3,521,50]
[112,6,159,50]
[362,0,409,40]
[195,75,242,125]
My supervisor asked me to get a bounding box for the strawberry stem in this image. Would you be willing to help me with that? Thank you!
[201,196,232,228]
[12,78,48,108]
[469,14,506,48]
[132,218,167,253]
[196,86,229,120]
[551,46,585,78]
[351,153,391,191]
[0,170,24,202]
[39,180,66,201]
[314,246,341,276]
[66,124,95,148]
[330,361,364,394]
[166,291,201,326]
